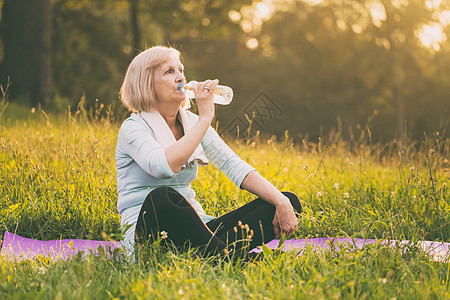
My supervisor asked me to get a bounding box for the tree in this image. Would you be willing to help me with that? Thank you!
[0,0,52,106]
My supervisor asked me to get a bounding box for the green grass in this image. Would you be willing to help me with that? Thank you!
[0,103,449,299]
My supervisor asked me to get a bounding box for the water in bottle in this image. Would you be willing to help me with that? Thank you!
[178,80,233,105]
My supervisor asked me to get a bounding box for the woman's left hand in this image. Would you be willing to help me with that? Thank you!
[272,196,298,238]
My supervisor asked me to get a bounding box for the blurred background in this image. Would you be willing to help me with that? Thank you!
[0,0,449,142]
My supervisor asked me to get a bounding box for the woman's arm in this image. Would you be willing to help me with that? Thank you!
[165,80,218,173]
[241,171,298,238]
[165,117,211,173]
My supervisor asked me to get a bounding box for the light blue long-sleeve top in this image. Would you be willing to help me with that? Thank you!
[116,110,256,256]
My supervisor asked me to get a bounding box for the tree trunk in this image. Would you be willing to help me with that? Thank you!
[129,0,141,55]
[0,0,52,107]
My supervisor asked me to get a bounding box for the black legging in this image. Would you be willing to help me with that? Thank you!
[135,187,302,256]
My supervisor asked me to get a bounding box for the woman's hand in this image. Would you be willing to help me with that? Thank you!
[240,171,300,238]
[164,79,218,174]
[272,195,298,238]
[194,79,218,121]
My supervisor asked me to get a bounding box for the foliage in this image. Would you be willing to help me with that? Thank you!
[2,0,449,141]
[0,103,449,298]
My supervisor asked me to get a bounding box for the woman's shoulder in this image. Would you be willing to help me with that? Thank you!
[120,112,146,128]
[118,112,154,135]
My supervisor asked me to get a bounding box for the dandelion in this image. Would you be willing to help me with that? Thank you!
[343,192,349,199]
[160,231,168,239]
[334,183,339,189]
[378,278,387,284]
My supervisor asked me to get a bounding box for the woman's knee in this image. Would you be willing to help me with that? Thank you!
[281,191,302,214]
[148,186,190,208]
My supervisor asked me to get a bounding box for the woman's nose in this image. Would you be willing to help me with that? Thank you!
[176,72,185,83]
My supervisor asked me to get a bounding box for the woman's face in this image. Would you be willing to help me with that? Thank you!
[154,55,186,107]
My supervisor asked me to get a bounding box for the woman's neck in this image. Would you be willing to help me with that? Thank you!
[158,105,180,129]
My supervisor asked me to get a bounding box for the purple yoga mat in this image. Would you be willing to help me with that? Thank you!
[249,237,449,262]
[1,231,120,261]
[1,231,448,262]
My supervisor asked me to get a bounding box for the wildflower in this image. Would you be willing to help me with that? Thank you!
[222,284,226,288]
[160,231,168,239]
[178,289,184,295]
[317,191,323,197]
[378,278,387,284]
[343,192,349,199]
[334,183,339,189]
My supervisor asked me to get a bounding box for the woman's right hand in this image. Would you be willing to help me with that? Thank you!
[194,79,218,121]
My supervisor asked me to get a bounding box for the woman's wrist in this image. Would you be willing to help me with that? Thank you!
[197,114,214,125]
[273,194,292,210]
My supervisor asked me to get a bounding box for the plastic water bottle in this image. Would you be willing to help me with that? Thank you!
[178,80,233,105]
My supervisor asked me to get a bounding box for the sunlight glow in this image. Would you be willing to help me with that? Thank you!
[237,0,275,34]
[439,10,450,26]
[240,20,253,33]
[392,0,409,9]
[246,38,259,50]
[303,0,324,5]
[425,0,442,10]
[351,24,363,34]
[255,2,272,20]
[366,0,386,28]
[416,22,447,51]
[228,10,241,23]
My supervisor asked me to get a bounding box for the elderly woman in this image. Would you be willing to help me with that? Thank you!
[116,46,301,258]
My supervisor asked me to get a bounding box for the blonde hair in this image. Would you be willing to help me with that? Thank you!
[119,46,189,112]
